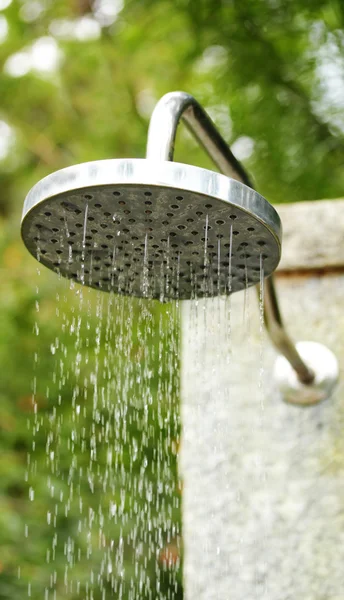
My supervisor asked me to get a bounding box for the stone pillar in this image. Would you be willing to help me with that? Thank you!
[180,200,344,600]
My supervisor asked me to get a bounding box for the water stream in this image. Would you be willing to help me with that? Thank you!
[25,275,181,599]
[24,223,266,599]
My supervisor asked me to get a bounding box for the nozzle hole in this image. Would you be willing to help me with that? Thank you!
[61,201,80,214]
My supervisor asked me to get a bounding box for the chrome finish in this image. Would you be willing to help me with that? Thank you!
[21,159,281,299]
[263,277,314,385]
[21,88,332,395]
[274,342,339,405]
[147,91,252,185]
[147,91,315,386]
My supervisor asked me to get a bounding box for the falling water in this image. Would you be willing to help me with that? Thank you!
[24,251,182,599]
[178,224,274,600]
[24,189,274,600]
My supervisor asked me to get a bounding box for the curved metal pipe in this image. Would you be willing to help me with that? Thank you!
[263,277,314,384]
[146,91,314,385]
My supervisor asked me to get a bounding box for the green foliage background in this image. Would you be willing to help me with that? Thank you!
[0,0,344,597]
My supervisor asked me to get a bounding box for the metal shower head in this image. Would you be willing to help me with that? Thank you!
[21,158,281,300]
[20,90,339,405]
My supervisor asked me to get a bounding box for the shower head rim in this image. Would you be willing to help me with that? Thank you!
[21,158,281,299]
[21,158,282,246]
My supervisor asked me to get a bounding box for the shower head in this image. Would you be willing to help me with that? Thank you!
[21,158,281,300]
[20,89,338,404]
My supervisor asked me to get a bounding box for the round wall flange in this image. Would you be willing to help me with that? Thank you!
[274,341,339,406]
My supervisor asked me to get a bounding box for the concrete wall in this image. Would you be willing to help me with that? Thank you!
[180,200,344,600]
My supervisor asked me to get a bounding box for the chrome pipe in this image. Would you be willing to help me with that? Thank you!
[147,91,314,385]
[263,277,314,384]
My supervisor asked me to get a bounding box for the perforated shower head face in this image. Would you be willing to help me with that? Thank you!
[21,159,281,300]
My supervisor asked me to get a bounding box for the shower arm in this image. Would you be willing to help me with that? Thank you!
[146,91,314,385]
